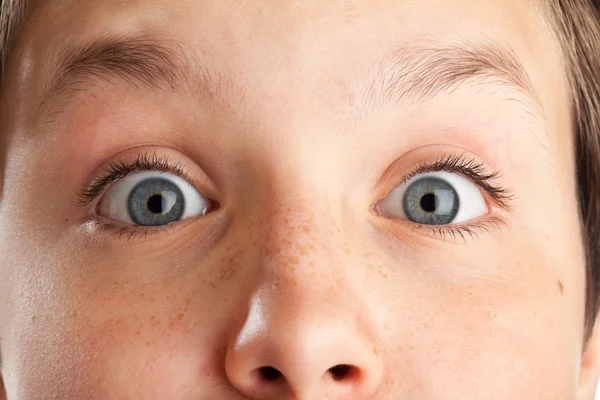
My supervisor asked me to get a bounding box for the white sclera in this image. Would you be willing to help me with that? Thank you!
[378,171,487,224]
[98,171,211,224]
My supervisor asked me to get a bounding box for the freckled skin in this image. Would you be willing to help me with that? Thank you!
[0,0,599,399]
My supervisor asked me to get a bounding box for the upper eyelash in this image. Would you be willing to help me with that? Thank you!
[79,152,513,209]
[78,152,513,242]
[78,152,190,206]
[399,153,515,210]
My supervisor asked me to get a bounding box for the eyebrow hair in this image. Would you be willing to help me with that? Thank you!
[36,34,542,130]
[36,34,228,125]
[358,38,543,120]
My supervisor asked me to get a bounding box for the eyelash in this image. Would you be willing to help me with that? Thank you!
[79,152,514,241]
[384,153,514,242]
[79,152,190,206]
[78,152,195,240]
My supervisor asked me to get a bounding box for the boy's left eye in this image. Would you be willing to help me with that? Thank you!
[376,171,487,225]
[97,171,213,226]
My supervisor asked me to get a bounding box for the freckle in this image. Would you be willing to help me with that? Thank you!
[302,225,310,233]
[558,280,564,295]
[289,255,299,265]
[373,347,378,355]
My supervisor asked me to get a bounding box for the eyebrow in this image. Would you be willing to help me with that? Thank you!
[36,34,226,124]
[36,34,542,128]
[358,38,542,118]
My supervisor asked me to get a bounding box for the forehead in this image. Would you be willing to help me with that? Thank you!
[7,0,568,166]
[20,0,561,97]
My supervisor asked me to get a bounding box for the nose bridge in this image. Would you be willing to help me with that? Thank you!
[253,168,370,333]
[259,175,343,284]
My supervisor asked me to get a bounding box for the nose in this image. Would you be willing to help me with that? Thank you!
[225,293,384,400]
[224,204,384,399]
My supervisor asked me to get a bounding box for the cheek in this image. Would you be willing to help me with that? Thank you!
[0,241,232,399]
[73,294,208,397]
[6,278,220,399]
[378,243,584,398]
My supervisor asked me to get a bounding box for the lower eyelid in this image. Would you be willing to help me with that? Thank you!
[412,215,508,243]
[370,207,508,244]
[86,217,181,242]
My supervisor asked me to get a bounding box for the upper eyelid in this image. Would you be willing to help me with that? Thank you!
[78,152,514,214]
[77,154,194,207]
[388,155,515,211]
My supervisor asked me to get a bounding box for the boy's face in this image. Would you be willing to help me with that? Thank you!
[0,0,596,398]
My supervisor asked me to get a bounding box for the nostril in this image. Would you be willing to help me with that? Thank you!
[257,366,283,381]
[328,364,355,381]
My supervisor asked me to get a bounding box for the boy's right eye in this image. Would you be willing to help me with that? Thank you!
[97,170,214,226]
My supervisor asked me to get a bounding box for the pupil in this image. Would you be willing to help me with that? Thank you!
[147,194,164,214]
[420,193,436,213]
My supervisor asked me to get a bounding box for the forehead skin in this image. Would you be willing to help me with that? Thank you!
[0,0,588,399]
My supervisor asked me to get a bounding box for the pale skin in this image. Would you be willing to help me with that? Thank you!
[1,0,600,399]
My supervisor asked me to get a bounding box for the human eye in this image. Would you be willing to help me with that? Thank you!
[372,154,514,241]
[78,152,217,239]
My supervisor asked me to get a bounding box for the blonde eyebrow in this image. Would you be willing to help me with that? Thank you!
[358,38,543,118]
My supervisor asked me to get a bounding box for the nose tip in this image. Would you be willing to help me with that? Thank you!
[227,352,383,400]
[225,317,384,399]
[233,362,380,399]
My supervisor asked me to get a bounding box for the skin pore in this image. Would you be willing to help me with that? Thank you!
[1,0,600,399]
